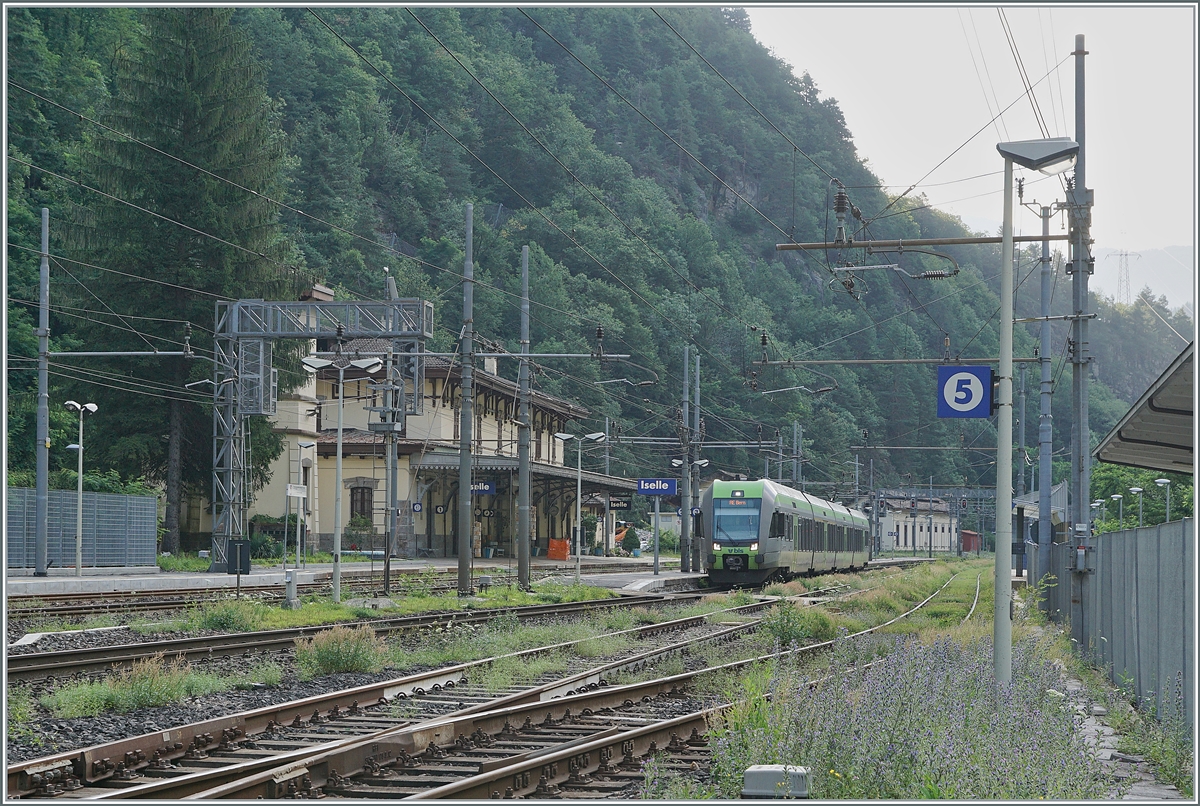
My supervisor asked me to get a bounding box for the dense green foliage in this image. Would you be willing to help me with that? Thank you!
[7,7,1189,507]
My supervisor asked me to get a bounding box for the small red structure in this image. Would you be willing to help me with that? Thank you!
[961,530,981,552]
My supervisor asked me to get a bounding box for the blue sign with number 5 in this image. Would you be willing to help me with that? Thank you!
[937,365,993,418]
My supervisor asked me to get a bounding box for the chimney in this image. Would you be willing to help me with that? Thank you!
[300,283,335,302]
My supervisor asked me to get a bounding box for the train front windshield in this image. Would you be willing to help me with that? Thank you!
[713,498,761,544]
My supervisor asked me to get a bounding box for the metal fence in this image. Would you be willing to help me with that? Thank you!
[1033,519,1194,723]
[6,487,159,568]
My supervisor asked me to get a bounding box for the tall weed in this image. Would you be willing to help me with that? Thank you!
[704,632,1114,800]
[40,655,231,717]
[295,625,387,679]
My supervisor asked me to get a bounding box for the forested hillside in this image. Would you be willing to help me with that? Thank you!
[7,7,1190,518]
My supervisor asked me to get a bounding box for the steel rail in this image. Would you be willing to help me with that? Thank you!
[6,595,668,682]
[128,574,959,799]
[9,593,768,798]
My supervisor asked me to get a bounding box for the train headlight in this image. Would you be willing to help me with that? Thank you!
[712,543,722,551]
[750,542,759,551]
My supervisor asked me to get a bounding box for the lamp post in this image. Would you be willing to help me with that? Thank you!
[303,354,382,602]
[1156,478,1172,523]
[555,431,606,584]
[1129,487,1144,527]
[995,136,1079,687]
[64,400,97,577]
[1111,494,1123,527]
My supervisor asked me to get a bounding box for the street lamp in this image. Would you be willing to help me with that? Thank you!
[554,431,606,584]
[64,401,98,577]
[1155,478,1172,522]
[1128,487,1144,527]
[1111,493,1124,527]
[994,136,1079,687]
[302,354,383,602]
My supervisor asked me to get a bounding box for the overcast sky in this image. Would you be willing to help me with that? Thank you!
[746,5,1196,263]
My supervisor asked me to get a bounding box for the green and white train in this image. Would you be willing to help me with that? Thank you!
[700,478,871,586]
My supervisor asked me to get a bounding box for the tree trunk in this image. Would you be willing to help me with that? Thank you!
[163,389,184,555]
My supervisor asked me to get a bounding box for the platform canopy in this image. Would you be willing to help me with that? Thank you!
[1093,342,1193,475]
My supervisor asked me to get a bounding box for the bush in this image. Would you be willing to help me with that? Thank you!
[295,625,387,679]
[657,529,680,552]
[193,600,262,633]
[620,528,640,553]
[761,602,836,646]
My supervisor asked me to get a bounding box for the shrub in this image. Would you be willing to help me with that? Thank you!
[761,602,836,646]
[620,528,640,553]
[656,529,680,552]
[295,625,387,679]
[193,600,263,633]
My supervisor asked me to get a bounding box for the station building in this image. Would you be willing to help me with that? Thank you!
[183,338,635,559]
[875,493,956,553]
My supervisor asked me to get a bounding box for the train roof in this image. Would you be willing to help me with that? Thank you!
[710,478,869,528]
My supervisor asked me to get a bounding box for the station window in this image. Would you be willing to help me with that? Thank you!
[350,486,373,522]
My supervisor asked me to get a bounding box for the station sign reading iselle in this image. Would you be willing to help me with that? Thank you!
[636,478,677,496]
[608,499,631,510]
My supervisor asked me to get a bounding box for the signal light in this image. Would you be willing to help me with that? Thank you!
[989,368,1000,416]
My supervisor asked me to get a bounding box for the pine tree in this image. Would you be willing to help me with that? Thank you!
[66,8,301,552]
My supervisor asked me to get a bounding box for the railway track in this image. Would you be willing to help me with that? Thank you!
[8,575,953,798]
[7,594,681,683]
[6,564,664,620]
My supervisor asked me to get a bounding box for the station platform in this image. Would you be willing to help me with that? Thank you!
[4,554,697,597]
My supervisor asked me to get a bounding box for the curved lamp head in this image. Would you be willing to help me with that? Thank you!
[1128,487,1143,495]
[1110,494,1123,501]
[64,400,98,414]
[301,356,334,372]
[1155,478,1171,487]
[349,357,383,374]
[554,432,575,442]
[297,440,317,449]
[997,137,1079,176]
[583,432,606,442]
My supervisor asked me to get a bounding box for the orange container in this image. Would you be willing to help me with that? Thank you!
[547,539,570,561]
